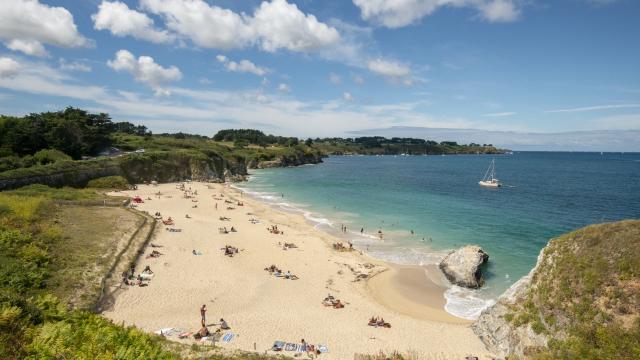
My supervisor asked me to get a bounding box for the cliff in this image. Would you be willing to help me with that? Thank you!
[473,220,640,359]
[0,148,324,190]
[248,151,324,169]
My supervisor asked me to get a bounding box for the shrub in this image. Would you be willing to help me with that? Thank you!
[87,176,130,190]
[32,149,72,165]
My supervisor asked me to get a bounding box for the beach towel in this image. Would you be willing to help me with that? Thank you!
[318,345,328,353]
[284,343,296,351]
[222,333,235,342]
[295,344,306,352]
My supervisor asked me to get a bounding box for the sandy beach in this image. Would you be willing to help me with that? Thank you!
[103,182,492,359]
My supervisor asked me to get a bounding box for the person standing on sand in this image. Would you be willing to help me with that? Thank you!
[200,305,207,326]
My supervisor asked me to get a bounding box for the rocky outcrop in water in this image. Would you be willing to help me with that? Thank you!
[439,245,489,288]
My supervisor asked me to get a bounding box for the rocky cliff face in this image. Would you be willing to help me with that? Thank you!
[472,221,640,359]
[0,149,324,190]
[471,249,549,358]
[439,245,489,288]
[249,152,324,169]
[0,160,122,191]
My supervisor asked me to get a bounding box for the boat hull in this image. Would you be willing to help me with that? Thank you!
[479,181,501,188]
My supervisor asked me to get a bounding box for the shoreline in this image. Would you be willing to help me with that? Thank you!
[103,182,491,359]
[234,175,496,320]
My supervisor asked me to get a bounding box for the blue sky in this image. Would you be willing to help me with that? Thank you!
[0,0,639,150]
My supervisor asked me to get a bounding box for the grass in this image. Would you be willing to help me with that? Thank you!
[45,205,144,309]
[87,175,130,190]
[503,220,640,359]
[5,184,108,201]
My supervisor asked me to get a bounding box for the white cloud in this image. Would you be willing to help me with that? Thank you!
[199,78,213,85]
[0,0,89,56]
[141,0,253,50]
[343,92,354,101]
[107,50,182,96]
[367,58,411,77]
[353,74,365,85]
[477,0,520,22]
[216,55,268,76]
[352,0,521,28]
[483,111,516,117]
[0,57,21,78]
[6,39,48,57]
[59,59,91,72]
[92,1,174,44]
[278,83,291,92]
[545,104,640,113]
[251,0,340,52]
[367,59,425,86]
[139,0,339,52]
[329,73,342,84]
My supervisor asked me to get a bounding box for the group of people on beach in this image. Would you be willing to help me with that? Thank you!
[332,242,353,251]
[322,294,345,309]
[222,245,239,257]
[268,224,284,235]
[122,265,154,287]
[368,316,392,328]
[264,265,298,279]
[195,305,231,340]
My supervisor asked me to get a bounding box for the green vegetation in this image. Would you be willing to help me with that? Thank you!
[86,175,130,190]
[213,129,504,155]
[5,184,107,201]
[311,136,504,155]
[0,107,149,161]
[505,220,640,359]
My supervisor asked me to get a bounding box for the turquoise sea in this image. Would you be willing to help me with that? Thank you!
[236,152,640,319]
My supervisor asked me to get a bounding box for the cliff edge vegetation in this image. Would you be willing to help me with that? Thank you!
[473,220,640,359]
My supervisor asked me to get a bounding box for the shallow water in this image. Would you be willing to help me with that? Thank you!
[237,152,640,318]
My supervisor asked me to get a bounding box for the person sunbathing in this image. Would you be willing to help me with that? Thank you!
[196,326,210,338]
[333,299,344,309]
[185,214,191,218]
[368,317,378,326]
[230,227,236,232]
[142,266,153,274]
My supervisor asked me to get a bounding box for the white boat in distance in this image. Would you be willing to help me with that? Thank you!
[479,158,501,188]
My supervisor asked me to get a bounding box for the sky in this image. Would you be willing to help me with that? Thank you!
[0,0,639,150]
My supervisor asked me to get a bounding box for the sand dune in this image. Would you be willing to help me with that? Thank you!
[103,182,492,359]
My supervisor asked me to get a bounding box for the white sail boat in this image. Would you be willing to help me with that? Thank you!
[479,158,501,188]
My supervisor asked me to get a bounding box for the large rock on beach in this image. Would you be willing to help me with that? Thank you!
[439,245,489,288]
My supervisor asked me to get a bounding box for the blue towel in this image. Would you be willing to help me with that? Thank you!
[284,343,295,351]
[222,333,234,342]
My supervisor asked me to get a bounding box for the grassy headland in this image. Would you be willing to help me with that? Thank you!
[501,220,640,359]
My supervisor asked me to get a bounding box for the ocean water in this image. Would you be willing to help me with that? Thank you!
[236,152,640,319]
